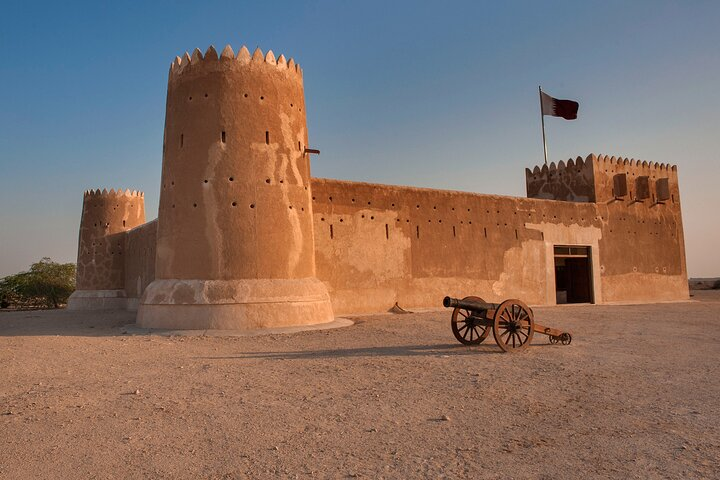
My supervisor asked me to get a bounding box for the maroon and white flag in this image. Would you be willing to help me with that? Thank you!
[540,91,579,120]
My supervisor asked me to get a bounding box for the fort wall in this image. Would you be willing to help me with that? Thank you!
[123,219,157,310]
[310,178,600,314]
[311,167,688,314]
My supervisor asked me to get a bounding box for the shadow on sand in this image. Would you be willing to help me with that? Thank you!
[0,308,135,337]
[196,342,519,361]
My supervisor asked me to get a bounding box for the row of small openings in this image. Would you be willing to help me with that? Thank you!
[87,203,135,209]
[312,197,575,219]
[607,228,675,237]
[88,240,123,247]
[320,219,522,241]
[317,209,580,225]
[169,201,304,212]
[180,131,270,146]
[189,93,304,110]
[165,178,308,189]
[90,220,132,229]
[620,230,666,236]
[186,92,282,103]
[615,217,667,225]
[83,249,124,256]
[375,215,538,229]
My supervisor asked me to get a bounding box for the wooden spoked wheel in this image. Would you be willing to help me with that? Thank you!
[492,299,535,353]
[451,296,491,345]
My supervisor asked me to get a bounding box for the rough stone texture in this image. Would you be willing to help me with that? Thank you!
[525,155,597,202]
[69,46,689,327]
[310,154,687,315]
[123,220,157,311]
[67,189,145,310]
[136,45,333,329]
[137,278,333,330]
[65,289,127,311]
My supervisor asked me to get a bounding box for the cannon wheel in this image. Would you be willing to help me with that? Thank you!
[492,299,535,353]
[451,296,491,345]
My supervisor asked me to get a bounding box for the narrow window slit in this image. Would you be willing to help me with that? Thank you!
[221,131,226,143]
[265,131,270,144]
[416,226,420,239]
[385,224,389,239]
[484,227,487,238]
[180,134,184,147]
[330,224,334,239]
[453,226,456,237]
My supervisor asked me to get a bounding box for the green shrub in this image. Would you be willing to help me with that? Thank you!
[0,258,76,309]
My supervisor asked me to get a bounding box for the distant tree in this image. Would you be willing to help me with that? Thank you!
[713,279,720,290]
[0,258,76,309]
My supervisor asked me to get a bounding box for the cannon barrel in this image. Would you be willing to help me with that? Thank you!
[443,296,496,311]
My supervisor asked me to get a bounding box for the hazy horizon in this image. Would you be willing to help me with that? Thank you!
[1,0,718,278]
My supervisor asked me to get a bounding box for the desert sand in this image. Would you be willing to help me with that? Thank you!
[1,292,719,479]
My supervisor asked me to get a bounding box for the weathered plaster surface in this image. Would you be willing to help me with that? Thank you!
[311,159,687,315]
[69,46,689,327]
[68,189,145,310]
[135,45,333,329]
[123,219,157,310]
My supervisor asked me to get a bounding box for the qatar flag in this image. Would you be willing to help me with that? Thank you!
[540,91,579,120]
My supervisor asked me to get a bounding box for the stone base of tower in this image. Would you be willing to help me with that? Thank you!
[67,289,128,310]
[136,278,334,330]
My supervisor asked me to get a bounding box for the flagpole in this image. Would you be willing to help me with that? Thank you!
[539,85,548,165]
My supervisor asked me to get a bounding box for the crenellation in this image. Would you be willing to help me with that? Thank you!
[84,188,143,198]
[69,42,689,322]
[220,44,234,60]
[191,47,203,64]
[527,153,679,206]
[204,45,218,61]
[237,45,251,64]
[170,44,302,83]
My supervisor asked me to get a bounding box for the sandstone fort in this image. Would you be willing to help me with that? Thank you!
[67,44,688,330]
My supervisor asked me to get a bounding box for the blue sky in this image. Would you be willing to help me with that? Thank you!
[1,0,718,277]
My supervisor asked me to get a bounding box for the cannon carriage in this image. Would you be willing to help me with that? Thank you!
[443,296,572,353]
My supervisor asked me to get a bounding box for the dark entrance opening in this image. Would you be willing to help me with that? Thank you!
[554,246,593,304]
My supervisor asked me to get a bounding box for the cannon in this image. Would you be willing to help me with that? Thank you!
[442,296,572,353]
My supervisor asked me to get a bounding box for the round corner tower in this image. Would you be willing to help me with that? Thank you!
[68,189,146,310]
[137,44,334,329]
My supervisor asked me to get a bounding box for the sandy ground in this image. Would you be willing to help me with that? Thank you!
[1,292,719,479]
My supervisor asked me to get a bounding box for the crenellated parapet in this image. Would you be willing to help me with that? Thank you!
[67,187,146,310]
[526,153,680,206]
[169,45,303,83]
[84,188,144,198]
[526,155,597,202]
[587,154,679,205]
[590,153,676,172]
